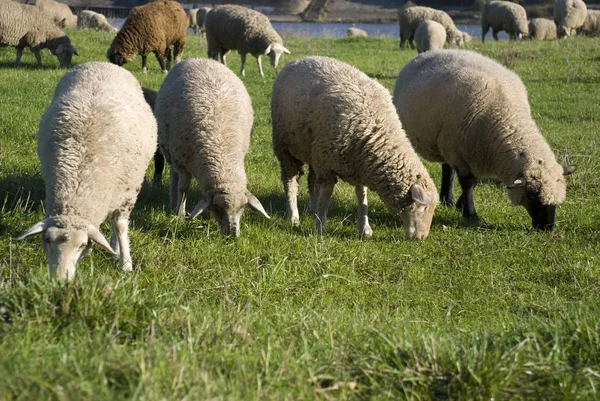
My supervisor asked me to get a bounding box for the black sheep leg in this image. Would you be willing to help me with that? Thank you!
[456,174,479,223]
[440,163,455,206]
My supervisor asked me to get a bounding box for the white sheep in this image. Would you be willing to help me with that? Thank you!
[0,0,78,68]
[155,58,270,237]
[528,18,558,40]
[346,27,368,37]
[415,20,447,53]
[554,0,588,38]
[398,6,467,50]
[17,62,157,280]
[24,0,77,29]
[77,10,118,34]
[481,1,528,41]
[205,4,290,77]
[272,56,438,239]
[188,7,211,36]
[393,50,575,231]
[579,10,600,36]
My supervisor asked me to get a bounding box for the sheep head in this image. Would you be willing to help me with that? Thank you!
[400,184,438,240]
[265,43,291,69]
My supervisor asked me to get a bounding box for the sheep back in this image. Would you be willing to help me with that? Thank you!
[272,56,437,215]
[346,27,368,37]
[108,0,187,64]
[482,1,529,38]
[205,4,283,57]
[554,0,588,37]
[393,49,566,207]
[399,6,464,48]
[39,62,157,226]
[528,18,557,40]
[25,0,77,29]
[580,10,600,36]
[415,20,447,53]
[78,10,117,33]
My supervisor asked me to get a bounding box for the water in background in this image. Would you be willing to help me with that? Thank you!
[110,19,509,41]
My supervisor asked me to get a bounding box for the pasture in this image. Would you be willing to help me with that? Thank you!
[1,30,599,400]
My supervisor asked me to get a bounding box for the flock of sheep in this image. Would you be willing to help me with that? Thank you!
[1,0,585,280]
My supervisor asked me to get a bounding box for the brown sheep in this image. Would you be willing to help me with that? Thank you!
[106,0,187,73]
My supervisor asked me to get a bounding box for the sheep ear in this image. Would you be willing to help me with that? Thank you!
[563,165,577,176]
[55,44,64,55]
[246,192,270,219]
[188,194,213,220]
[16,219,50,240]
[264,44,272,55]
[87,225,116,255]
[72,46,79,56]
[283,46,291,54]
[410,184,429,206]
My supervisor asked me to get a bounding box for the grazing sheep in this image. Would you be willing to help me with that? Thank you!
[141,88,165,184]
[528,18,557,40]
[579,10,600,36]
[346,27,368,37]
[77,10,118,34]
[415,20,447,53]
[272,56,438,239]
[481,1,528,42]
[0,0,78,68]
[205,5,291,77]
[393,50,575,231]
[554,0,587,38]
[107,0,187,74]
[17,62,157,280]
[189,7,211,36]
[398,6,467,50]
[24,0,77,29]
[155,58,270,237]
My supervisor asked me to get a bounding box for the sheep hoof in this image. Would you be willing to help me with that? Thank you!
[142,67,148,74]
[162,70,168,75]
[121,261,133,273]
[440,196,454,207]
[461,214,480,227]
[358,225,373,239]
[291,216,300,227]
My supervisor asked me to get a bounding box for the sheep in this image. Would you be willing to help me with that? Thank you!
[346,27,368,37]
[414,20,447,53]
[481,1,528,42]
[106,0,187,74]
[398,6,467,50]
[189,7,211,36]
[17,62,157,280]
[77,10,118,34]
[554,0,588,38]
[154,58,270,237]
[24,0,77,29]
[140,87,165,184]
[0,0,78,68]
[528,18,557,40]
[205,5,291,77]
[272,56,438,240]
[579,10,600,36]
[392,50,575,231]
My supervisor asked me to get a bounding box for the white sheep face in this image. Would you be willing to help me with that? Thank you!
[400,184,437,240]
[210,192,248,237]
[266,43,291,69]
[41,227,91,280]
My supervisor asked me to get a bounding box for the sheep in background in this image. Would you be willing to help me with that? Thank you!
[554,0,588,38]
[205,5,290,77]
[141,88,165,184]
[24,0,77,29]
[398,6,467,50]
[528,18,557,40]
[415,20,447,53]
[346,27,368,37]
[77,10,118,34]
[189,7,211,36]
[481,1,528,41]
[155,58,270,237]
[272,56,438,240]
[17,62,157,280]
[107,0,187,74]
[0,0,78,68]
[393,50,575,231]
[579,10,600,36]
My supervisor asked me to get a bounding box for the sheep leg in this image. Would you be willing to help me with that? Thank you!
[400,35,406,50]
[169,168,179,211]
[315,175,336,234]
[113,216,133,272]
[257,55,264,78]
[165,47,172,71]
[15,46,24,67]
[279,156,302,226]
[356,185,373,239]
[142,55,148,74]
[240,53,246,76]
[32,47,42,68]
[220,49,229,66]
[492,30,499,41]
[408,36,415,50]
[481,26,489,42]
[154,51,167,74]
[440,163,455,206]
[173,41,183,64]
[308,165,318,214]
[110,218,121,258]
[153,148,165,184]
[456,174,479,223]
[176,170,191,217]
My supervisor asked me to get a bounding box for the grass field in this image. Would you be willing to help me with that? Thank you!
[1,29,600,400]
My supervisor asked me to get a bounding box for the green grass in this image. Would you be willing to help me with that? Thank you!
[1,30,600,400]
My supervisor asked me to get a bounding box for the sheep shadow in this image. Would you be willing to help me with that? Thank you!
[0,172,45,236]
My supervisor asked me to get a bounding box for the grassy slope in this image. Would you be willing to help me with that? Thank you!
[0,30,599,400]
